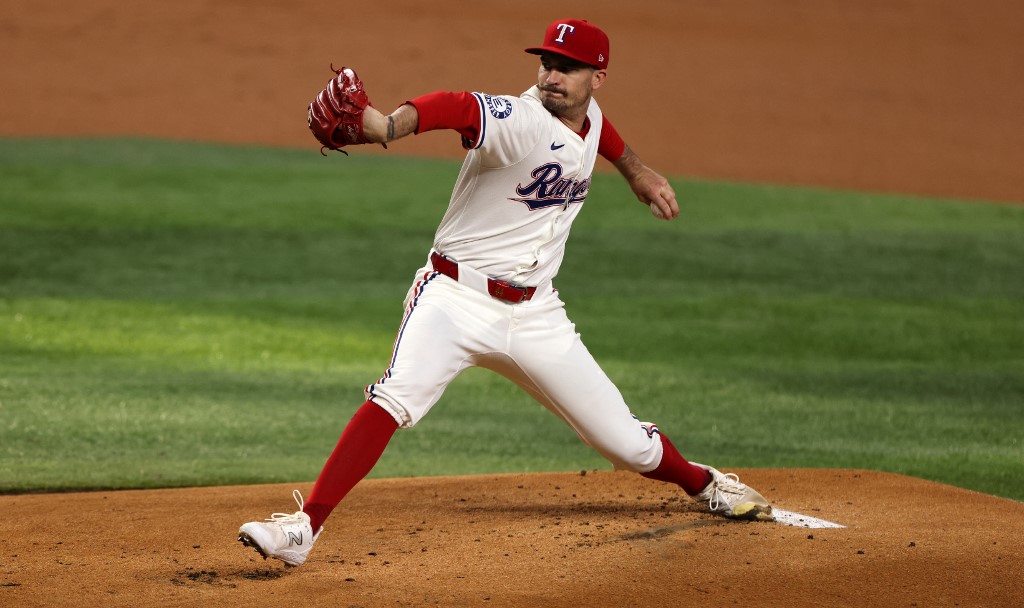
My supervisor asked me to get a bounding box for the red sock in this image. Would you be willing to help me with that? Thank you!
[640,433,713,496]
[303,400,399,532]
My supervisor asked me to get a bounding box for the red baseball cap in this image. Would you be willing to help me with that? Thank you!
[525,19,610,70]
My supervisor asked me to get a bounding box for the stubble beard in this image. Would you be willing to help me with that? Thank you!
[541,96,568,116]
[540,84,592,120]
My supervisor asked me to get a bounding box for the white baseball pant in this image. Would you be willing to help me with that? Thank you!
[365,255,664,473]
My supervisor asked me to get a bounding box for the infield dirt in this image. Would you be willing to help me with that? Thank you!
[3,470,1024,607]
[2,1,1023,606]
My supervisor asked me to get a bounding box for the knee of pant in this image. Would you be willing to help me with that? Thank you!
[366,395,416,429]
[600,434,663,473]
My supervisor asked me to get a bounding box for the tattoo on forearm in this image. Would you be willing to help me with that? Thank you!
[387,115,395,142]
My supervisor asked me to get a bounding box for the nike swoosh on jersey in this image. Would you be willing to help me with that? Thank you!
[550,142,565,150]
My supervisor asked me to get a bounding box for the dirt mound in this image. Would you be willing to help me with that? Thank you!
[2,470,1022,607]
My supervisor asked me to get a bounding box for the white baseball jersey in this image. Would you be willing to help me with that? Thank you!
[433,85,603,288]
[365,86,664,474]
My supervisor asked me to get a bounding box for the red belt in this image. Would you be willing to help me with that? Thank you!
[430,252,537,304]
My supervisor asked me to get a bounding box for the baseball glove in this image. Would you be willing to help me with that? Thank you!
[307,66,384,155]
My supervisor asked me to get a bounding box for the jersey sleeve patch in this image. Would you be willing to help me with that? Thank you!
[483,94,513,120]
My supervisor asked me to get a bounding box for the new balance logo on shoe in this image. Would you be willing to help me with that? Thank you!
[239,490,320,567]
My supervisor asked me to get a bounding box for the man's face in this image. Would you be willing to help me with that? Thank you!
[537,53,605,117]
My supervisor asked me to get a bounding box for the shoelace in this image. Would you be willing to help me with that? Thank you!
[707,473,747,512]
[265,489,307,524]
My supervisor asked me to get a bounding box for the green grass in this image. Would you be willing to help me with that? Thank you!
[1,137,1022,499]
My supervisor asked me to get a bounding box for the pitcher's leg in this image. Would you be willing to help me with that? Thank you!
[506,295,771,520]
[308,274,508,522]
[640,432,711,495]
[499,327,654,470]
[303,400,399,534]
[239,273,506,566]
[237,402,397,568]
[504,296,709,489]
[367,273,496,428]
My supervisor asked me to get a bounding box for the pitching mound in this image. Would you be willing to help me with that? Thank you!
[2,469,1021,606]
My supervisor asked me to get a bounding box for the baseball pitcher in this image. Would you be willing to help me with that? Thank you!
[239,18,772,568]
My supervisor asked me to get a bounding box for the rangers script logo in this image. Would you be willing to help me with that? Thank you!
[509,162,591,210]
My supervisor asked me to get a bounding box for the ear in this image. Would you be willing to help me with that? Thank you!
[591,69,608,90]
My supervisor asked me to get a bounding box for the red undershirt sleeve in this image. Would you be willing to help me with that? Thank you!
[407,92,625,159]
[598,115,626,162]
[406,91,481,147]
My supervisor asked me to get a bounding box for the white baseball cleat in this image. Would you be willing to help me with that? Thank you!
[238,490,321,567]
[692,463,774,521]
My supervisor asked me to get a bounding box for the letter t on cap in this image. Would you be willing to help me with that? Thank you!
[554,23,575,43]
